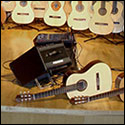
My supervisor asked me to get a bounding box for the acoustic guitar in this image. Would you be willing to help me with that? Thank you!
[15,60,112,102]
[115,73,124,102]
[43,1,66,27]
[89,1,114,35]
[70,73,124,105]
[1,1,6,24]
[12,1,35,24]
[68,1,91,30]
[2,1,16,12]
[111,1,124,33]
[31,1,48,18]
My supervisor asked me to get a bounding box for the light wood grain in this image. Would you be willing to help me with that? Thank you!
[31,1,48,18]
[2,1,16,12]
[66,62,112,99]
[1,1,6,24]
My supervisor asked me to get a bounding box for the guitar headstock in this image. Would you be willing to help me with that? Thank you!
[16,91,33,103]
[70,96,89,105]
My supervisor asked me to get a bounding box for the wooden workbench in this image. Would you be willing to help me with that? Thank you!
[1,22,124,124]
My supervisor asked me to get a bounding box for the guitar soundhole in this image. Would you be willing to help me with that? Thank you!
[77,80,87,91]
[98,8,107,16]
[76,4,84,12]
[20,1,27,7]
[112,8,118,15]
[51,1,61,11]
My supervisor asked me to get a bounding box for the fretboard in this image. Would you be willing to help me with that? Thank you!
[34,84,78,100]
[101,1,106,9]
[89,87,124,102]
[112,1,118,14]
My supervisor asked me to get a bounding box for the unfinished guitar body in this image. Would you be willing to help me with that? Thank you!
[1,1,6,24]
[65,61,112,99]
[31,1,48,18]
[89,1,114,35]
[12,1,34,24]
[68,1,91,30]
[44,1,66,27]
[2,1,16,12]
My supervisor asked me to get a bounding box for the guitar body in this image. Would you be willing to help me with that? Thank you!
[43,1,66,27]
[1,1,6,24]
[12,1,34,24]
[2,1,16,12]
[89,1,114,35]
[31,1,48,18]
[68,1,91,30]
[64,1,72,20]
[111,2,124,33]
[115,73,124,102]
[65,61,112,99]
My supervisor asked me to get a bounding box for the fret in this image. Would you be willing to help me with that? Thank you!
[34,84,78,100]
[112,1,118,14]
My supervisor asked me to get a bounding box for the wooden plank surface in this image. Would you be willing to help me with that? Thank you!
[1,22,124,112]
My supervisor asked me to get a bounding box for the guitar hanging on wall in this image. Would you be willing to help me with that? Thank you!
[12,1,35,24]
[15,60,112,102]
[111,1,124,33]
[70,73,124,105]
[2,1,16,12]
[88,1,114,35]
[31,1,48,19]
[1,1,6,25]
[68,1,91,31]
[43,1,66,27]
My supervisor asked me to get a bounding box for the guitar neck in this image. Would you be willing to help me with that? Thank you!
[89,87,124,102]
[78,1,82,5]
[33,84,78,100]
[101,1,106,9]
[112,1,118,14]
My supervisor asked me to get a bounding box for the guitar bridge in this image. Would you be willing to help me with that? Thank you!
[95,22,108,26]
[49,16,61,19]
[17,13,29,16]
[73,18,86,21]
[34,8,46,10]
